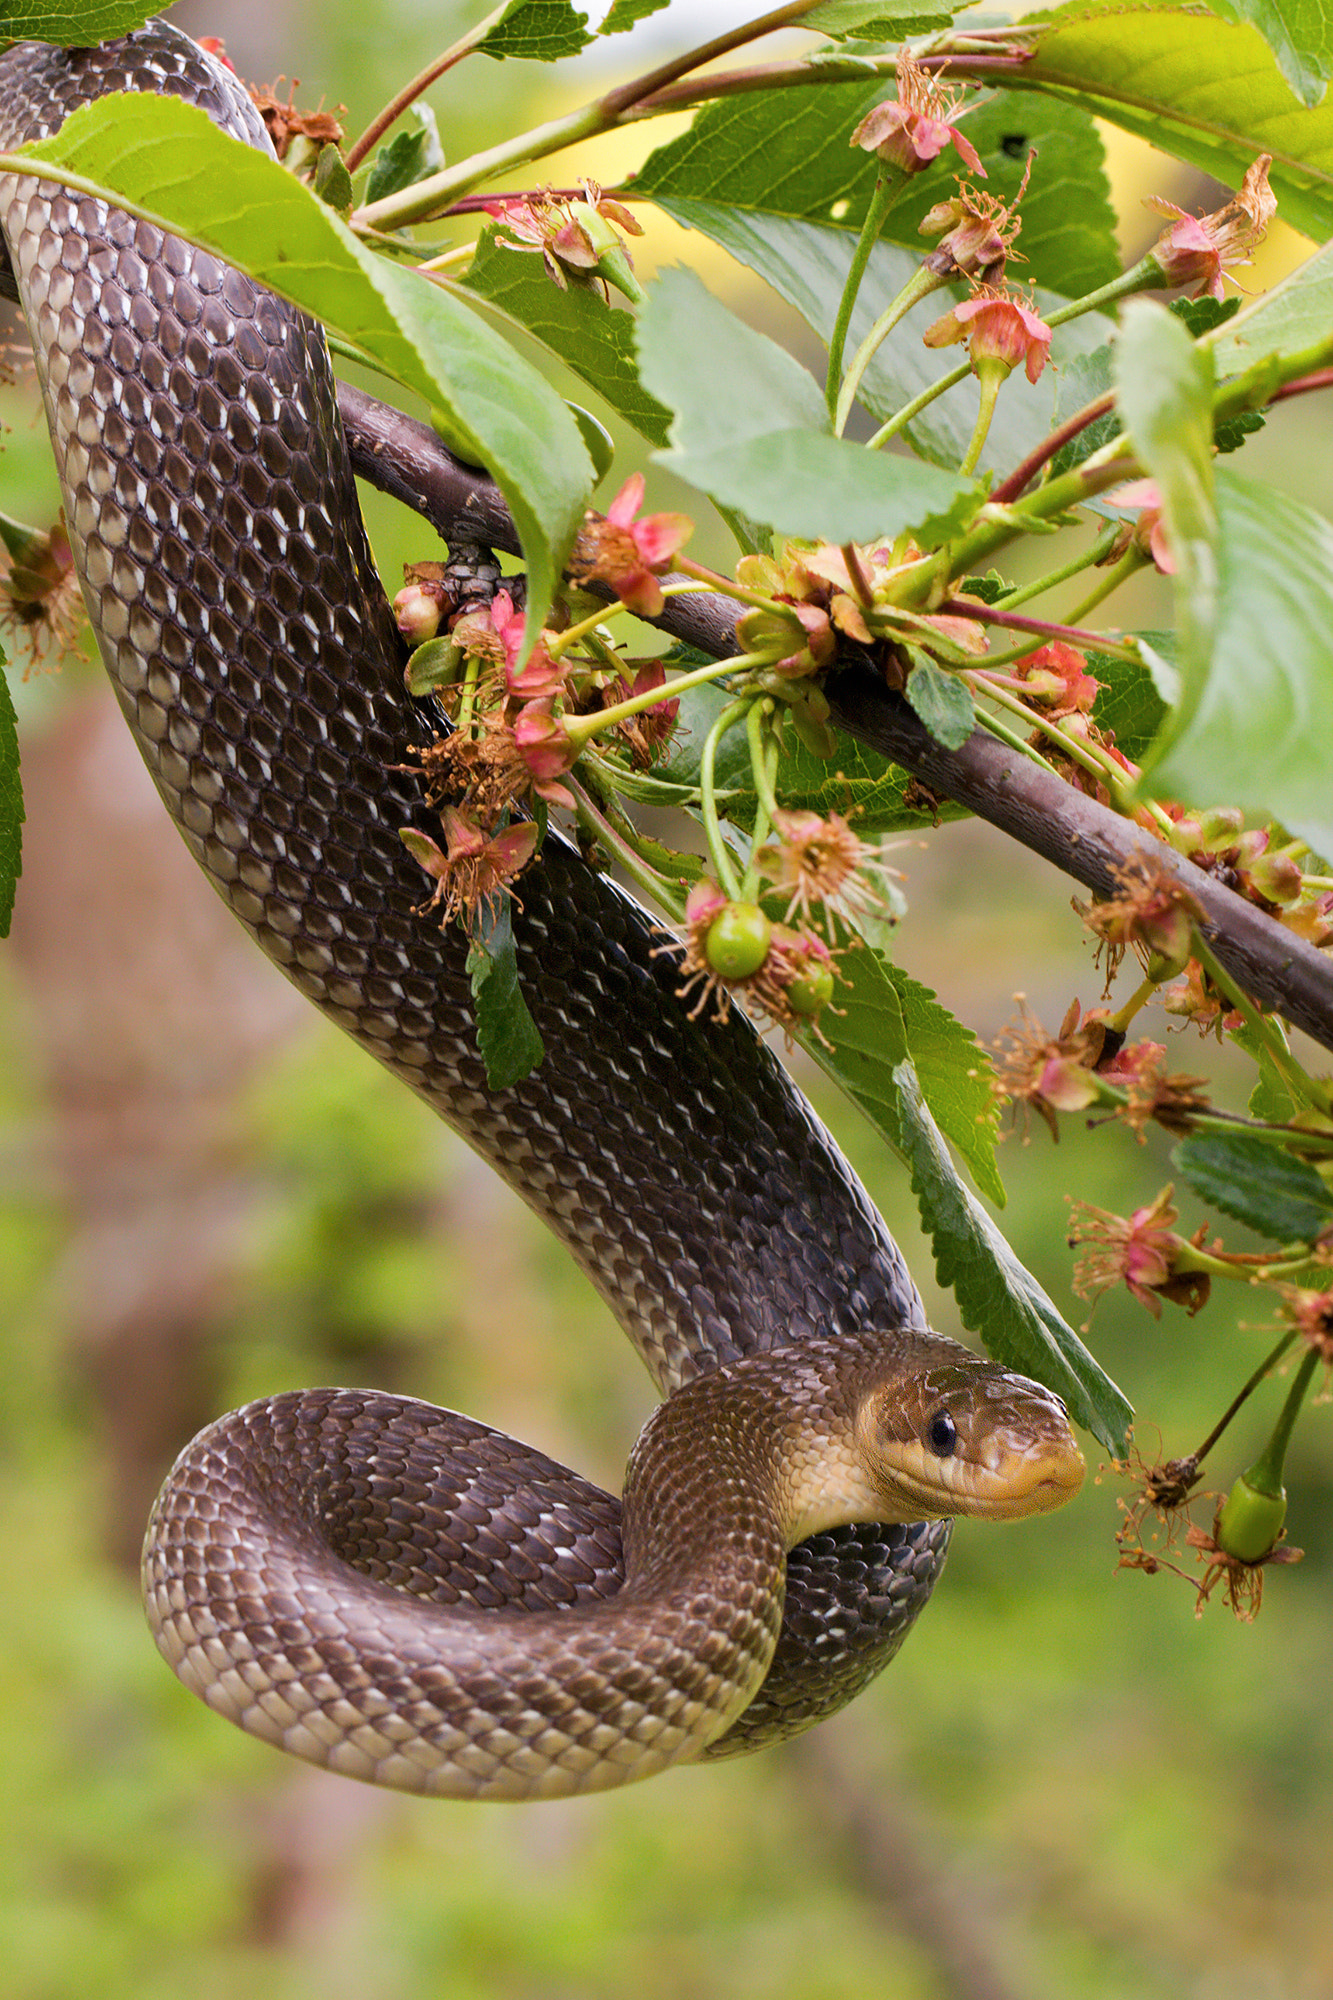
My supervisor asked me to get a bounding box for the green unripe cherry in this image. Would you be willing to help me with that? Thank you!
[1216,1471,1287,1564]
[786,960,835,1017]
[705,903,771,981]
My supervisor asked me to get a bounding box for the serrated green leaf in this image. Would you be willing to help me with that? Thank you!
[1085,643,1168,764]
[1019,2,1333,240]
[466,901,545,1089]
[0,651,19,939]
[1173,1131,1333,1242]
[806,945,1005,1204]
[365,110,445,205]
[1207,236,1333,376]
[637,267,974,541]
[478,0,593,61]
[0,0,151,42]
[600,0,669,28]
[904,657,975,750]
[805,3,954,33]
[894,1061,1132,1452]
[1116,300,1218,773]
[464,231,673,445]
[1232,1020,1298,1123]
[658,682,970,832]
[635,82,1119,298]
[1142,467,1333,856]
[1208,0,1332,108]
[11,92,591,654]
[635,210,1112,475]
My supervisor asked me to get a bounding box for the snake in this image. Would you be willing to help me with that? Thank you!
[0,20,1084,1802]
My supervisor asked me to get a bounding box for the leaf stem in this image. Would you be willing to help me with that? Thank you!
[825,172,910,423]
[344,2,510,173]
[700,699,751,900]
[994,521,1121,610]
[562,651,761,750]
[1190,931,1323,1111]
[835,264,948,436]
[1191,1330,1299,1467]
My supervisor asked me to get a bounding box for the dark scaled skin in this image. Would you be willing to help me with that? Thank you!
[0,20,1017,1786]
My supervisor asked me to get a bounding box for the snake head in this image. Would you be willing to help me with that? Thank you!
[855,1351,1086,1523]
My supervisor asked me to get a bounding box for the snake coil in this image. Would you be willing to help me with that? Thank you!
[0,21,1081,1800]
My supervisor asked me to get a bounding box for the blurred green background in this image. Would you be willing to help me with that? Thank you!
[3,5,1333,1998]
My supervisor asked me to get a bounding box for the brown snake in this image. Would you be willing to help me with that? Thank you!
[0,21,1083,1802]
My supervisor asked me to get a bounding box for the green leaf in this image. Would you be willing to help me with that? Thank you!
[478,0,593,61]
[635,82,1120,298]
[658,682,970,832]
[464,231,673,446]
[904,657,975,751]
[466,901,545,1089]
[566,403,615,481]
[0,653,20,939]
[805,3,954,33]
[0,0,152,42]
[1142,467,1333,856]
[364,110,445,205]
[1085,643,1168,764]
[1207,236,1333,377]
[1020,2,1333,240]
[637,267,975,541]
[12,92,591,652]
[600,0,670,28]
[800,939,1005,1203]
[1232,1020,1298,1123]
[1172,1131,1333,1242]
[1115,300,1218,773]
[1208,0,1333,108]
[893,1061,1133,1452]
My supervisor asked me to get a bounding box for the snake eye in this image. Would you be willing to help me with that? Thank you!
[925,1410,957,1458]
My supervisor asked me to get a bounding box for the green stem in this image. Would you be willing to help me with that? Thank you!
[825,173,908,422]
[1192,1330,1299,1466]
[865,356,973,451]
[344,1,510,172]
[700,700,751,901]
[567,777,687,919]
[547,601,625,661]
[355,2,829,229]
[834,262,944,435]
[973,706,1061,776]
[994,521,1122,611]
[1065,546,1146,626]
[1042,253,1164,332]
[454,649,482,736]
[562,651,761,750]
[1190,931,1323,1111]
[739,700,781,900]
[1247,1348,1320,1497]
[958,359,1007,479]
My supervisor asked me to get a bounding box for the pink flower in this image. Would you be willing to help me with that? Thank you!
[400,809,539,924]
[571,473,692,618]
[851,56,984,178]
[1009,641,1100,716]
[1145,155,1275,299]
[923,290,1051,384]
[513,706,579,806]
[1107,480,1175,574]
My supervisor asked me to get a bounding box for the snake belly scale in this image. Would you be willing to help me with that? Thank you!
[0,22,1083,1800]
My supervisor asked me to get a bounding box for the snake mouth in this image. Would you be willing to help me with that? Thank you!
[880,1436,1087,1523]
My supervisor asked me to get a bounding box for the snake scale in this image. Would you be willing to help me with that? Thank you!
[0,21,1082,1801]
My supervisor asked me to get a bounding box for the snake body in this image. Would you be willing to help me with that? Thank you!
[0,23,1083,1800]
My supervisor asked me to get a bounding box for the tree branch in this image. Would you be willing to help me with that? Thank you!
[337,383,1333,1056]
